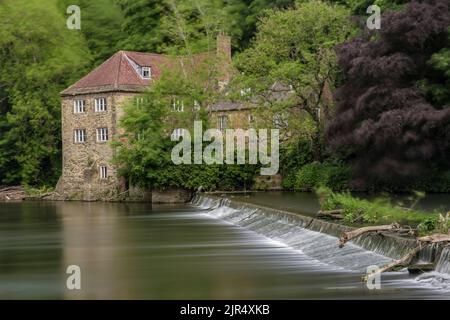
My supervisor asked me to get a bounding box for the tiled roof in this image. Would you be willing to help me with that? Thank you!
[61,51,212,96]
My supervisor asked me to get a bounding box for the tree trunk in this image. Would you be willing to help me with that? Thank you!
[339,223,400,248]
[362,246,422,282]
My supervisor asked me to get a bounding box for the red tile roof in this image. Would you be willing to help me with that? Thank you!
[61,51,212,96]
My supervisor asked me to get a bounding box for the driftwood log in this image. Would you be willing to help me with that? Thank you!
[362,245,422,282]
[335,220,450,281]
[339,223,400,248]
[0,186,25,201]
[317,209,344,220]
[418,234,450,243]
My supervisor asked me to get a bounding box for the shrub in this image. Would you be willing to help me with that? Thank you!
[294,162,350,191]
[280,140,313,190]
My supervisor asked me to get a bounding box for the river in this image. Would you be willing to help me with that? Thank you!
[0,197,449,299]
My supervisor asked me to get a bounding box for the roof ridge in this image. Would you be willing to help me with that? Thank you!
[62,52,122,94]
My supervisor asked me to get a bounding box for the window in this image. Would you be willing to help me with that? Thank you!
[74,129,86,143]
[142,67,151,79]
[99,166,108,179]
[172,99,184,112]
[73,100,85,114]
[171,129,185,141]
[95,98,107,112]
[248,114,254,124]
[218,116,228,131]
[96,128,109,142]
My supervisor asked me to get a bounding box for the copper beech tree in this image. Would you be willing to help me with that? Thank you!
[327,0,450,189]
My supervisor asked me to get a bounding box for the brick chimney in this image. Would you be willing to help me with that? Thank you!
[216,33,232,90]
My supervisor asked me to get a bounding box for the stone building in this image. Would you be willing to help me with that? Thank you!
[55,35,232,201]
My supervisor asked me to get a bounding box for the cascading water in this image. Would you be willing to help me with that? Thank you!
[416,247,450,290]
[192,195,392,271]
[192,194,450,291]
[436,247,450,274]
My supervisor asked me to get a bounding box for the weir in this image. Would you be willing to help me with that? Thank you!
[192,194,450,276]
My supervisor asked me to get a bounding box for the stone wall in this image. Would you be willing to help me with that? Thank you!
[55,92,136,201]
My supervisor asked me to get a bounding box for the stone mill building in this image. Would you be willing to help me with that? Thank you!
[55,35,232,201]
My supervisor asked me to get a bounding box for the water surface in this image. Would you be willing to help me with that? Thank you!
[0,201,448,299]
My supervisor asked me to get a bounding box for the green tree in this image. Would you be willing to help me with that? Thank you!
[232,1,355,160]
[0,0,91,186]
[113,56,216,190]
[58,0,126,66]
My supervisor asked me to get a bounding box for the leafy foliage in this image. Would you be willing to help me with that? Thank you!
[327,0,450,190]
[0,0,91,186]
[232,1,355,160]
[294,162,350,191]
[317,187,445,230]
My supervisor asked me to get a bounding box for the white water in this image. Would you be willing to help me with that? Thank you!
[194,195,450,292]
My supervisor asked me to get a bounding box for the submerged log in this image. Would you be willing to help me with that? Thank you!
[362,245,422,282]
[339,223,400,248]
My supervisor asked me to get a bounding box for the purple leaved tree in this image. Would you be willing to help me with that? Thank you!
[327,0,450,189]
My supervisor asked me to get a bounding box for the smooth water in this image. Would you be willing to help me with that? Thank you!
[0,200,449,299]
[231,192,450,217]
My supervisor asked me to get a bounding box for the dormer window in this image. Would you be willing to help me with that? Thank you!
[142,67,151,79]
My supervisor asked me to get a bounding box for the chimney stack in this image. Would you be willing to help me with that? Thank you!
[216,33,232,90]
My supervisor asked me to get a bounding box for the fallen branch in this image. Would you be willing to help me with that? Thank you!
[362,245,422,282]
[317,209,344,220]
[418,234,450,244]
[339,223,400,248]
[24,193,53,200]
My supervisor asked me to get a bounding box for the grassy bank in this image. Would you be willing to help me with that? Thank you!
[317,187,450,235]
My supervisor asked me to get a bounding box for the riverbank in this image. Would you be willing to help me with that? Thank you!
[0,186,26,201]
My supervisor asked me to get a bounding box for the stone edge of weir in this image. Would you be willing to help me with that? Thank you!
[195,193,447,269]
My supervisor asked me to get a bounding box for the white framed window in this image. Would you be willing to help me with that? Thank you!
[248,114,254,123]
[96,127,109,142]
[73,100,85,114]
[218,116,228,131]
[172,99,184,112]
[171,129,185,141]
[74,129,86,143]
[95,98,107,112]
[142,67,151,79]
[99,165,108,179]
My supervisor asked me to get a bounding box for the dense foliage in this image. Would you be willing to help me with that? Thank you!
[0,0,449,194]
[0,0,295,187]
[0,0,91,186]
[318,187,450,234]
[327,0,450,190]
[233,2,354,155]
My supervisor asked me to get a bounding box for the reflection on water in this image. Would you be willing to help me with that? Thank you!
[0,201,448,299]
